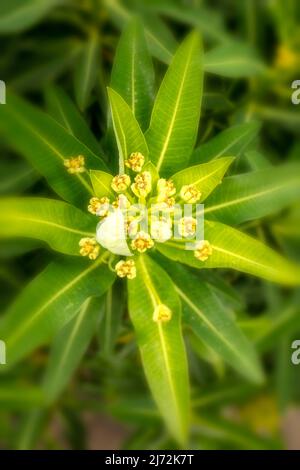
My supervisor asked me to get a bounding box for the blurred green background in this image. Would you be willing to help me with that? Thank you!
[0,0,299,450]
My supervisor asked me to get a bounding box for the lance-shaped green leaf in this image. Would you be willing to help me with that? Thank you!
[111,18,154,130]
[0,160,38,195]
[16,410,47,450]
[192,382,256,410]
[158,220,300,285]
[11,40,82,93]
[171,157,234,202]
[0,197,96,256]
[190,122,261,165]
[271,209,300,246]
[127,255,189,444]
[43,296,104,403]
[194,414,280,450]
[204,43,266,77]
[142,13,177,64]
[250,295,300,353]
[103,0,176,64]
[253,105,300,132]
[204,164,300,225]
[74,31,100,112]
[0,0,63,33]
[0,93,107,209]
[0,384,44,410]
[45,85,103,156]
[0,254,115,365]
[202,92,233,112]
[189,331,226,379]
[148,2,230,44]
[108,88,149,173]
[108,396,159,426]
[98,282,124,357]
[146,32,203,176]
[245,150,271,171]
[156,260,263,383]
[90,170,114,199]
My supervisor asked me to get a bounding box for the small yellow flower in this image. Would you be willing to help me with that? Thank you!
[275,45,298,70]
[157,178,176,199]
[79,237,100,260]
[115,259,136,279]
[153,304,172,322]
[194,240,213,261]
[88,196,110,216]
[111,174,131,193]
[180,184,201,203]
[125,152,145,172]
[165,197,176,208]
[64,155,85,174]
[131,231,154,253]
[112,194,131,210]
[178,217,197,237]
[131,171,152,198]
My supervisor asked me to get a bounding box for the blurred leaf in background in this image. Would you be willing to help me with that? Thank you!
[0,0,299,451]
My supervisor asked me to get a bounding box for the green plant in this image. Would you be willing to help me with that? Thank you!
[0,21,300,447]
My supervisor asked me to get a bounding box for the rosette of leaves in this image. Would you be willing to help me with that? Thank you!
[0,21,300,445]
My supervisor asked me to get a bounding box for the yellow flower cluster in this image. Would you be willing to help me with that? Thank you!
[157,178,176,197]
[81,151,213,287]
[79,237,100,260]
[115,259,136,279]
[153,304,172,322]
[64,155,85,174]
[194,240,212,261]
[125,152,145,172]
[111,174,131,192]
[131,171,152,198]
[156,178,176,207]
[180,184,201,203]
[131,231,154,253]
[88,196,110,216]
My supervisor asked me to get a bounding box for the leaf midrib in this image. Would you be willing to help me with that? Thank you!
[80,35,98,107]
[7,253,108,348]
[139,257,181,428]
[105,0,173,61]
[1,214,94,238]
[164,239,278,274]
[211,244,277,274]
[197,126,256,161]
[131,31,136,116]
[174,159,231,189]
[6,103,94,195]
[92,172,113,196]
[110,98,127,174]
[204,180,299,215]
[45,297,92,393]
[52,92,73,134]
[204,58,262,68]
[174,285,254,371]
[155,37,195,172]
